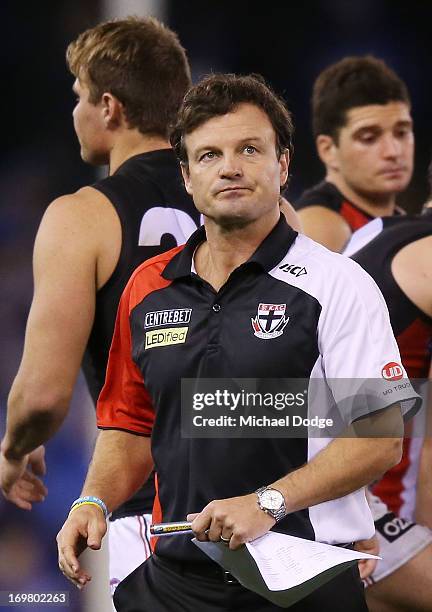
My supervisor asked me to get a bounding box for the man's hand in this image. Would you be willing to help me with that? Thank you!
[354,534,379,580]
[187,493,275,550]
[57,505,107,589]
[0,445,47,510]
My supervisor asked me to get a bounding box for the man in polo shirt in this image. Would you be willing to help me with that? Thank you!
[57,74,418,611]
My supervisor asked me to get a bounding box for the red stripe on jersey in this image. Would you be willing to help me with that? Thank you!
[151,473,162,553]
[372,437,412,515]
[97,245,184,434]
[340,202,372,231]
[397,318,432,379]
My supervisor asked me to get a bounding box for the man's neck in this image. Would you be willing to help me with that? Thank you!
[195,210,280,292]
[108,132,171,175]
[325,172,396,217]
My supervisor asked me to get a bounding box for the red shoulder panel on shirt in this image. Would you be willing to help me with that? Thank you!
[126,244,185,314]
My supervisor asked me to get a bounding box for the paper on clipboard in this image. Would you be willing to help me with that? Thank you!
[193,531,379,608]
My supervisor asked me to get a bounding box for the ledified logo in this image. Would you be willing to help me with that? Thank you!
[145,327,189,349]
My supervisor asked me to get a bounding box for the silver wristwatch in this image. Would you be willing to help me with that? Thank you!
[255,486,287,522]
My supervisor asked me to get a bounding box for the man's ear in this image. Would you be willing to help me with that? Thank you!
[316,134,339,171]
[101,92,122,129]
[279,150,290,187]
[180,162,193,195]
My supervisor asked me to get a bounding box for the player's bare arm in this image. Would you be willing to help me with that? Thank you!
[298,205,351,252]
[0,187,120,509]
[191,405,403,549]
[57,431,153,587]
[391,235,432,318]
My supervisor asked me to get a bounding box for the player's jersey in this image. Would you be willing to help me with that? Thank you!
[295,181,373,231]
[82,149,201,520]
[295,180,406,233]
[348,210,432,518]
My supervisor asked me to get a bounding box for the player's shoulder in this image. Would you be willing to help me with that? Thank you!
[36,186,119,256]
[295,181,344,212]
[46,185,113,218]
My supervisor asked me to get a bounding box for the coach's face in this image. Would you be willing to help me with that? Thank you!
[319,102,414,200]
[181,103,289,228]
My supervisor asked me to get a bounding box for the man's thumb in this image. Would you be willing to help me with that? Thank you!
[87,517,104,550]
[30,446,46,476]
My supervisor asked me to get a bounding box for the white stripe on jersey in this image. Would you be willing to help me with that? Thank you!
[342,218,384,256]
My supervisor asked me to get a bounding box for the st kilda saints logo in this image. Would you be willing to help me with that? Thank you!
[251,303,289,340]
[381,362,404,381]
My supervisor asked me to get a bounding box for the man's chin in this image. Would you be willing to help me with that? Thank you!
[355,180,409,202]
[376,172,411,192]
[80,148,109,167]
[208,213,253,231]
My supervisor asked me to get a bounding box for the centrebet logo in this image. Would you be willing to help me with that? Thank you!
[381,362,403,381]
[251,303,290,340]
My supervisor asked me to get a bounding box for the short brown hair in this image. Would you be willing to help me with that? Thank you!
[170,73,294,166]
[312,55,410,140]
[66,16,191,138]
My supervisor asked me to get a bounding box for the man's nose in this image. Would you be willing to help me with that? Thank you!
[381,134,402,158]
[218,154,243,179]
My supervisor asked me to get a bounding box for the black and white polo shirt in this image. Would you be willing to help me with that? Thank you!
[97,215,419,562]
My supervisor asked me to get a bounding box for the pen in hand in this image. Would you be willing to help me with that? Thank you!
[150,521,193,537]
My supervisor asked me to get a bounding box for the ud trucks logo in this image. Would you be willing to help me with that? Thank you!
[381,362,403,381]
[251,303,290,340]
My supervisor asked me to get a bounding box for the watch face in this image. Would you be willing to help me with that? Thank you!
[260,489,284,510]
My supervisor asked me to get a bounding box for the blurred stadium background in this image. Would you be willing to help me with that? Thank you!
[1,1,431,609]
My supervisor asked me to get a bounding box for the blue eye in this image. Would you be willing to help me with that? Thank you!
[200,151,216,161]
[244,145,257,154]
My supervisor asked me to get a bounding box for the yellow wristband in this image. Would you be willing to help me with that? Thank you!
[68,501,106,518]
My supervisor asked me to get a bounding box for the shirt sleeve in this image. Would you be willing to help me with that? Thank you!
[97,277,154,436]
[316,257,421,425]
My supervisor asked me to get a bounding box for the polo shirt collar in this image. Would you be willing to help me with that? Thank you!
[162,215,298,280]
